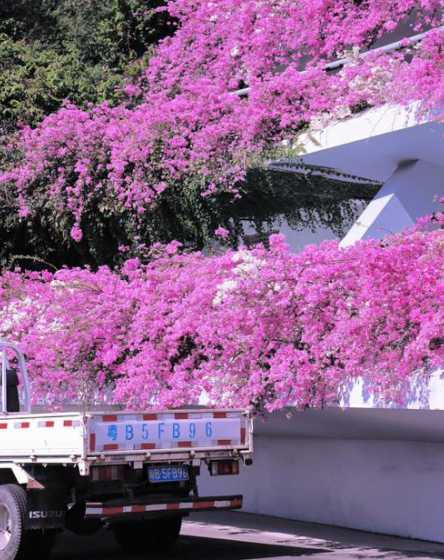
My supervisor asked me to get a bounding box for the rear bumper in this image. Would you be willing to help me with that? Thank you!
[85,495,242,519]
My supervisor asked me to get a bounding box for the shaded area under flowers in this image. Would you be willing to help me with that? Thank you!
[0,167,377,270]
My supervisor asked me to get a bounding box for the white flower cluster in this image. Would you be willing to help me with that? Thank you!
[232,250,265,276]
[230,45,240,58]
[0,298,33,333]
[213,251,266,305]
[212,279,238,306]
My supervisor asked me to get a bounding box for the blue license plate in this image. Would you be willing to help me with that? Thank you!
[148,466,189,483]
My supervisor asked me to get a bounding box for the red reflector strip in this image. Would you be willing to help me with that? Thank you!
[213,412,227,419]
[141,443,156,450]
[39,421,54,428]
[217,439,232,446]
[132,505,145,513]
[102,415,118,422]
[240,427,246,444]
[89,433,96,452]
[178,441,192,448]
[193,501,215,510]
[0,423,7,430]
[104,506,124,516]
[63,420,73,427]
[103,444,119,451]
[174,412,189,419]
[167,503,181,510]
[143,414,158,421]
[16,422,30,429]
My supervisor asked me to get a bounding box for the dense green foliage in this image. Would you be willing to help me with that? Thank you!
[0,35,124,132]
[0,0,172,132]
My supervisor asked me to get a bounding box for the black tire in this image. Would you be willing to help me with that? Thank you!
[112,516,182,555]
[0,484,27,560]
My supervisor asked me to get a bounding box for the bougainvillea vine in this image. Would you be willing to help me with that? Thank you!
[1,216,444,411]
[0,1,442,237]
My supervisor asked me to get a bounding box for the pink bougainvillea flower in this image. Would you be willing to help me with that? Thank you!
[0,2,441,239]
[1,214,444,411]
[215,227,230,239]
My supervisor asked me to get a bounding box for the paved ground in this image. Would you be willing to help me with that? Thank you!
[52,511,444,560]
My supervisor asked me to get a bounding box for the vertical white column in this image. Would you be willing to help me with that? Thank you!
[341,159,444,247]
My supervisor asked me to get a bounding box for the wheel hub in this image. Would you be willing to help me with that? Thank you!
[0,504,12,550]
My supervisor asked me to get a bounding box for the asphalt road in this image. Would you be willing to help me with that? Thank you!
[51,511,444,560]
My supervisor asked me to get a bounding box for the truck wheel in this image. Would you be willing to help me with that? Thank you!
[157,515,182,547]
[112,516,182,554]
[0,484,27,560]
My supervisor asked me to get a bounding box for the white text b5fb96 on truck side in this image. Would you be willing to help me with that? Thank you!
[0,340,254,559]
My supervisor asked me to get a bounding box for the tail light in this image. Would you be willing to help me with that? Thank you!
[209,460,240,476]
[91,465,125,482]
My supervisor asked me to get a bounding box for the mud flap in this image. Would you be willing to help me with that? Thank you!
[27,488,66,530]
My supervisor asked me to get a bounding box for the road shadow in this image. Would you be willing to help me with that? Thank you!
[188,513,444,560]
[52,530,330,560]
[163,535,329,560]
[51,520,444,560]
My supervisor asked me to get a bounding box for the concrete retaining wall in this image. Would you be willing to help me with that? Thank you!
[199,408,444,543]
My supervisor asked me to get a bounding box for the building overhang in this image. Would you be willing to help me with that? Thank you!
[297,103,444,182]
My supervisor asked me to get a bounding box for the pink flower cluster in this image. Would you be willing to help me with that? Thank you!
[1,223,444,411]
[0,1,442,233]
[0,2,443,410]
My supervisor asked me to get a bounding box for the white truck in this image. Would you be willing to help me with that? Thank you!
[0,340,253,559]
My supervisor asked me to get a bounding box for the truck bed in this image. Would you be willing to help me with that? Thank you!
[0,409,253,474]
